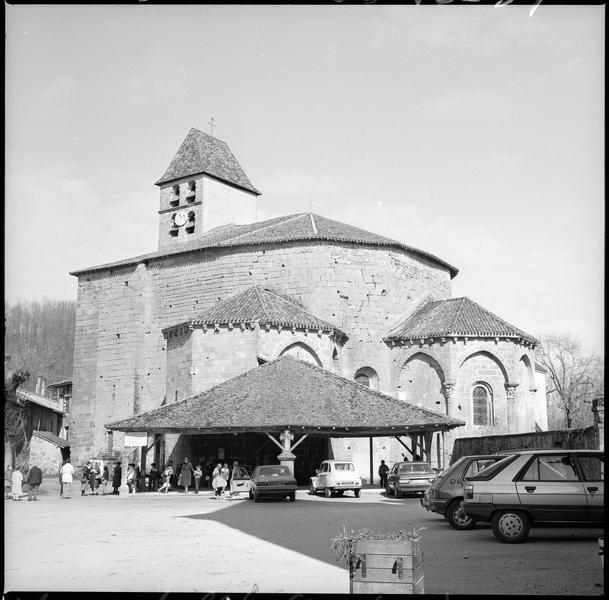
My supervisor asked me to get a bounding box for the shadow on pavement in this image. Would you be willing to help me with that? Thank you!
[179,495,421,568]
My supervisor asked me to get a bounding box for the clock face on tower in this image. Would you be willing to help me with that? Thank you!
[174,210,188,227]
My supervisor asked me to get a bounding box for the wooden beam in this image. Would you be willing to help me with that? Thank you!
[291,434,308,452]
[394,436,414,458]
[369,437,374,485]
[423,431,433,463]
[265,432,284,451]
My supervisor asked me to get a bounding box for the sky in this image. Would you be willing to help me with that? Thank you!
[4,4,604,355]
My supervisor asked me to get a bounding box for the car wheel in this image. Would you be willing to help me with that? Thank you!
[491,510,530,543]
[385,484,391,496]
[446,499,477,530]
[324,487,333,498]
[336,490,344,497]
[289,493,296,502]
[354,489,360,498]
[249,490,254,500]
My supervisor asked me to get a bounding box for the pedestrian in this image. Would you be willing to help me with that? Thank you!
[378,460,389,489]
[26,464,43,501]
[126,463,135,493]
[158,461,174,493]
[81,461,91,496]
[100,465,110,495]
[5,465,13,499]
[148,463,160,492]
[58,460,65,496]
[89,461,100,495]
[193,464,203,494]
[179,457,195,494]
[112,462,122,494]
[11,466,24,500]
[60,458,75,499]
[212,465,227,499]
[221,463,230,488]
[135,466,144,492]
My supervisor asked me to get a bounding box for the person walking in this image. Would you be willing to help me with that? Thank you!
[158,461,174,493]
[378,460,390,489]
[112,462,122,494]
[148,463,160,492]
[60,458,75,499]
[179,457,195,494]
[89,461,101,495]
[193,464,203,494]
[100,465,110,495]
[26,464,43,501]
[81,461,91,496]
[11,466,24,500]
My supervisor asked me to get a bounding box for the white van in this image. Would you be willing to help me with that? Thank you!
[309,459,363,498]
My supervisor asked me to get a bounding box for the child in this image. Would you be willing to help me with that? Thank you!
[193,464,202,494]
[158,462,173,494]
[212,468,227,499]
[100,465,110,495]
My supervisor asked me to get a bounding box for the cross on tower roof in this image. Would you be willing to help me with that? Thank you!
[208,117,215,137]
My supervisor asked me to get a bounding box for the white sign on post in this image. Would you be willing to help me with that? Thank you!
[123,432,148,447]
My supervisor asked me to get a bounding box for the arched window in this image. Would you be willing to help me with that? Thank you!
[354,367,379,391]
[472,383,493,426]
[186,211,195,234]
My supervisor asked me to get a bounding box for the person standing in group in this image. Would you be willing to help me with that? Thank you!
[81,461,90,496]
[60,458,75,499]
[126,463,135,493]
[26,464,43,501]
[89,461,100,495]
[100,465,110,495]
[11,466,24,500]
[5,465,13,499]
[158,461,174,493]
[58,460,65,496]
[378,460,389,489]
[112,462,122,494]
[212,464,227,499]
[179,457,194,494]
[148,463,160,492]
[193,464,203,494]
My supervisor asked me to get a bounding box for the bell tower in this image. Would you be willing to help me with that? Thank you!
[155,128,260,249]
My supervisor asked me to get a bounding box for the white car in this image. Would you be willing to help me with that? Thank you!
[309,460,363,498]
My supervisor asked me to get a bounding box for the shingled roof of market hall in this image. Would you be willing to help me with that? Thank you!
[106,355,465,435]
[155,127,261,194]
[385,296,537,345]
[163,286,347,339]
[69,212,459,277]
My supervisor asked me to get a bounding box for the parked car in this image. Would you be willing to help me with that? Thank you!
[421,455,504,529]
[229,466,252,497]
[462,449,604,543]
[309,460,362,498]
[385,461,436,497]
[249,465,297,502]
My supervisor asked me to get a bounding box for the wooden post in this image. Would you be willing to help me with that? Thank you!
[369,437,374,485]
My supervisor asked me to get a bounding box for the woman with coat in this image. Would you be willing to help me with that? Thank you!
[179,457,195,494]
[112,462,122,494]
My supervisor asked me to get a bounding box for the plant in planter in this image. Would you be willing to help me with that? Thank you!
[331,527,425,594]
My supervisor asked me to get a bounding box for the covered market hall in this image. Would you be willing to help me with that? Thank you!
[107,356,465,486]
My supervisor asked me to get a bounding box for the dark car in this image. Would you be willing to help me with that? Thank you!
[385,461,436,497]
[249,465,297,502]
[420,455,504,529]
[463,449,604,543]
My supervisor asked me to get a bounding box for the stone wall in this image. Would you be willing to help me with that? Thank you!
[28,436,64,475]
[70,240,453,464]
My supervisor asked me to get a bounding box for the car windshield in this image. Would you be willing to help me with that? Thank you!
[399,463,431,473]
[257,466,290,477]
[335,463,355,471]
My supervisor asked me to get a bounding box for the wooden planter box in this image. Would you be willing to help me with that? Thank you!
[349,537,424,594]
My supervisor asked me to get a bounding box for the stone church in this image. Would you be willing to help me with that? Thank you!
[69,127,547,481]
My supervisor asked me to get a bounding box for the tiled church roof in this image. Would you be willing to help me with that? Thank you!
[385,297,537,345]
[155,128,260,194]
[174,286,346,338]
[70,213,459,277]
[106,356,464,434]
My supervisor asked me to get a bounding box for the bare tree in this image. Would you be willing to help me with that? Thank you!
[537,333,603,429]
[4,369,32,465]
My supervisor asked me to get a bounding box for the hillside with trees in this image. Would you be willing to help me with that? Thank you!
[4,299,76,390]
